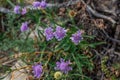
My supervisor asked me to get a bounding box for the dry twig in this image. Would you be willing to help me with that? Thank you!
[102,29,120,44]
[0,0,80,13]
[80,0,116,24]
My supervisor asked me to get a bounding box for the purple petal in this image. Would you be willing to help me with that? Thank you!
[32,63,43,78]
[40,0,47,9]
[54,58,72,74]
[54,26,67,41]
[70,30,83,45]
[20,22,28,32]
[21,8,27,15]
[14,5,21,14]
[44,27,54,41]
[33,1,41,8]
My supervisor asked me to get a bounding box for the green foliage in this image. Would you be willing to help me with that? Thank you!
[0,2,106,80]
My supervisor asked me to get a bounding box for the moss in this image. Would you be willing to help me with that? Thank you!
[101,57,117,79]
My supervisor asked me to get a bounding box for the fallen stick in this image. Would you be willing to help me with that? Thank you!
[80,0,116,24]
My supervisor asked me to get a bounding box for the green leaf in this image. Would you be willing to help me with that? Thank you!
[83,35,95,39]
[89,42,106,48]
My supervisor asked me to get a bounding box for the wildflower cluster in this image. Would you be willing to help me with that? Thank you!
[44,26,83,45]
[14,1,47,32]
[32,58,72,79]
[13,0,47,14]
[32,0,47,9]
[14,5,27,15]
[20,23,83,44]
[44,26,67,41]
[0,0,104,79]
[11,0,94,80]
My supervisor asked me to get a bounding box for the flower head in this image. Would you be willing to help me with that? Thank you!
[40,0,47,9]
[54,71,62,79]
[32,63,43,78]
[54,58,72,74]
[44,27,54,41]
[69,10,77,17]
[70,30,83,45]
[20,22,28,32]
[21,8,27,15]
[14,5,21,14]
[54,26,67,41]
[32,1,41,8]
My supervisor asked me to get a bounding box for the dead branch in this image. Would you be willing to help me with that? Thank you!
[114,52,120,57]
[111,25,120,51]
[80,0,116,24]
[102,29,120,44]
[0,0,80,13]
[2,59,16,66]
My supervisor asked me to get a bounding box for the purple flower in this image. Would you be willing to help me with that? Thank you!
[70,30,83,45]
[44,27,54,41]
[32,1,41,8]
[32,63,43,78]
[14,5,21,14]
[40,0,47,9]
[21,8,27,15]
[55,58,72,74]
[20,22,28,32]
[54,26,67,41]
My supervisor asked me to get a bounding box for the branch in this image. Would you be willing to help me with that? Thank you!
[102,29,120,44]
[0,0,80,13]
[80,0,116,24]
